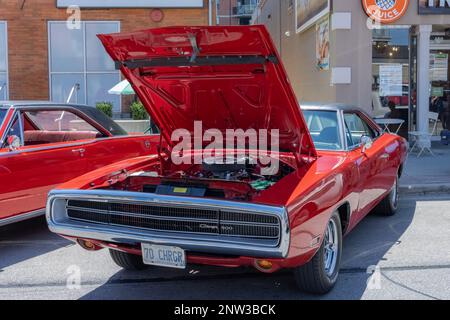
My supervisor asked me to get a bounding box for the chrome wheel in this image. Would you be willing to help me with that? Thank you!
[390,177,398,209]
[323,218,339,277]
[294,211,342,294]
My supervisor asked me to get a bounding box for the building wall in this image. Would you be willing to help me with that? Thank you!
[253,0,336,105]
[332,0,372,111]
[258,0,281,50]
[0,0,209,102]
[254,0,450,115]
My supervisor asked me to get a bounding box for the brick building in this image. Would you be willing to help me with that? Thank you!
[0,0,211,115]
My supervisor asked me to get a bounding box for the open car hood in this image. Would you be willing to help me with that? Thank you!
[98,26,316,157]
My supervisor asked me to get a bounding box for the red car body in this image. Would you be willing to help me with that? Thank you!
[0,102,158,226]
[46,26,407,293]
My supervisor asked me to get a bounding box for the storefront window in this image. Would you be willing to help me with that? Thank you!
[372,27,411,137]
[48,21,121,111]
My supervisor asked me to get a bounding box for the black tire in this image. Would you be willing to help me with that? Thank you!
[293,211,342,294]
[374,175,399,216]
[109,249,147,270]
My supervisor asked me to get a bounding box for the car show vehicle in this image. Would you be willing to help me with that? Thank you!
[0,101,158,226]
[46,26,407,294]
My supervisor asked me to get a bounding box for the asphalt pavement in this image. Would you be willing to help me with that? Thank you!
[0,193,449,300]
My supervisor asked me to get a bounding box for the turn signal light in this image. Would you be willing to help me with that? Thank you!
[77,239,99,251]
[256,260,273,270]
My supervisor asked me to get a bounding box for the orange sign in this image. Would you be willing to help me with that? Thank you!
[362,0,410,23]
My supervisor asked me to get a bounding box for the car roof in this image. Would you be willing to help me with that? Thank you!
[299,102,365,113]
[0,101,128,136]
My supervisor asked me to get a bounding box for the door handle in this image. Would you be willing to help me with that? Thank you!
[380,153,389,159]
[72,148,86,157]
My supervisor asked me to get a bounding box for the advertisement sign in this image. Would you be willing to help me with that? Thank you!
[432,87,444,97]
[362,0,410,23]
[57,0,204,8]
[296,0,330,33]
[379,64,403,96]
[316,18,330,71]
[430,53,449,82]
[419,0,450,14]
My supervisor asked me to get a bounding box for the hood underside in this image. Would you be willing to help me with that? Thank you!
[98,25,316,157]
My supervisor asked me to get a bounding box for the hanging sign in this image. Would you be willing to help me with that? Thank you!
[362,0,410,23]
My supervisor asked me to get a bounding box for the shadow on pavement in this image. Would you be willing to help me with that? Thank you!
[0,216,72,271]
[79,199,418,300]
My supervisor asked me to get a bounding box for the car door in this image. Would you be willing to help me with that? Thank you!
[343,112,386,220]
[0,109,89,220]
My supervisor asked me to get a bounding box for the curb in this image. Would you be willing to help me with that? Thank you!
[399,183,450,195]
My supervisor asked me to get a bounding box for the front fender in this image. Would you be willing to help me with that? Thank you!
[285,172,347,260]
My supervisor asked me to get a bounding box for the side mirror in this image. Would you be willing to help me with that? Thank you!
[360,135,373,153]
[7,135,21,152]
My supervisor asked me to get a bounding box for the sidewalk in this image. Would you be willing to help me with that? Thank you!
[400,141,450,194]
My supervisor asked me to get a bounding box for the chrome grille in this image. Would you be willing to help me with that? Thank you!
[66,199,280,240]
[221,210,278,224]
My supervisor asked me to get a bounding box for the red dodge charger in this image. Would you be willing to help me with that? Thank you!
[46,26,407,294]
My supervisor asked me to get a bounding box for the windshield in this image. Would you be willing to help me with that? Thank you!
[0,109,6,127]
[303,110,342,151]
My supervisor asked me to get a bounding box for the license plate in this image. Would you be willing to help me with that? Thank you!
[141,243,186,269]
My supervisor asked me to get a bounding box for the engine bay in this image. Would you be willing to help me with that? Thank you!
[103,155,296,201]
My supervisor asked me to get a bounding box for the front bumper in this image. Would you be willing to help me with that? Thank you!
[46,189,290,259]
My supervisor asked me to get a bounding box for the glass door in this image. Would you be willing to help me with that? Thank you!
[372,26,413,138]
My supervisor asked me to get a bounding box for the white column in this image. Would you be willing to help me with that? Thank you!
[416,25,432,148]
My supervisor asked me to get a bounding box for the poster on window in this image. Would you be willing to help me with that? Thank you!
[316,18,329,71]
[296,0,330,33]
[430,53,448,82]
[379,64,403,97]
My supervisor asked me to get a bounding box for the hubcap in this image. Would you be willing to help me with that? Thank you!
[323,219,339,277]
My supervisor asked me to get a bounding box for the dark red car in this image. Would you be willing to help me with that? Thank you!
[0,102,158,226]
[46,26,407,294]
